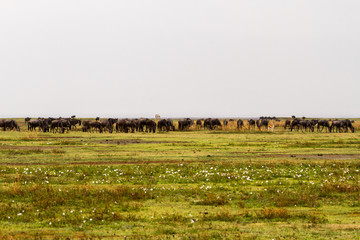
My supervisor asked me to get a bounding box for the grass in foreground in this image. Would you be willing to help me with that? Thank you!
[0,129,359,239]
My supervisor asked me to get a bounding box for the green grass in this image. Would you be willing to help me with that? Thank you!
[0,120,359,239]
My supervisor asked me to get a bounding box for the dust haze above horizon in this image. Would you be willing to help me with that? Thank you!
[0,0,359,119]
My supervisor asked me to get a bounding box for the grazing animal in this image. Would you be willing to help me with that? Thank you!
[317,120,331,132]
[158,119,175,132]
[82,120,103,133]
[248,119,256,130]
[0,120,20,131]
[178,118,194,131]
[28,120,44,131]
[290,118,301,131]
[284,120,291,130]
[330,119,355,133]
[157,119,169,132]
[256,119,269,131]
[100,118,117,133]
[342,119,355,133]
[203,118,222,130]
[195,119,202,129]
[69,118,82,129]
[237,119,244,130]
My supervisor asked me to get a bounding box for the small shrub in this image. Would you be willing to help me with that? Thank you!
[158,213,188,223]
[256,208,290,220]
[202,209,236,222]
[321,183,360,194]
[308,213,328,224]
[157,227,177,235]
[196,193,229,206]
[51,149,66,154]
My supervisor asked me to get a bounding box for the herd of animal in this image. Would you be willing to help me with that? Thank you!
[284,117,355,133]
[0,116,356,133]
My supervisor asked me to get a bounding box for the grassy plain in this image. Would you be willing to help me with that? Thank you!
[0,119,359,239]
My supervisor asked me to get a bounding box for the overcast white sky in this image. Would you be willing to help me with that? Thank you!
[0,0,359,118]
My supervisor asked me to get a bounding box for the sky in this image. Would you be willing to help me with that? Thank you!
[0,0,359,118]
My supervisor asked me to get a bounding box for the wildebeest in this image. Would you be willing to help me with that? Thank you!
[330,119,355,133]
[117,119,136,133]
[309,119,318,131]
[158,119,175,132]
[69,118,82,129]
[82,120,103,133]
[203,118,222,130]
[28,119,44,131]
[317,120,331,132]
[248,119,256,130]
[0,120,20,131]
[299,120,312,132]
[290,118,301,131]
[136,119,156,133]
[342,119,355,133]
[100,118,117,133]
[146,119,157,133]
[284,120,291,130]
[223,119,228,127]
[330,120,343,133]
[237,119,244,129]
[50,119,71,133]
[178,118,194,131]
[256,119,269,131]
[138,118,149,132]
[195,119,202,129]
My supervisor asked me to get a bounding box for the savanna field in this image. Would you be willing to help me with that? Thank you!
[0,119,359,239]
